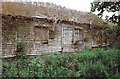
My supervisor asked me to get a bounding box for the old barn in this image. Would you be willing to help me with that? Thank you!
[1,2,116,57]
[2,14,110,57]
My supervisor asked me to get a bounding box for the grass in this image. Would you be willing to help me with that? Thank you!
[2,48,120,78]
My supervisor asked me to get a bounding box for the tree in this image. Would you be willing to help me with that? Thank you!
[91,0,120,26]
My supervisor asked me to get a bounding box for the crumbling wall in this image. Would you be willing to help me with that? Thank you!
[2,14,85,56]
[0,14,2,56]
[2,14,63,55]
[82,24,115,48]
[2,14,116,56]
[2,15,36,56]
[61,23,84,52]
[2,16,17,55]
[31,24,62,54]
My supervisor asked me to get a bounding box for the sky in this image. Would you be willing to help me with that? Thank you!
[29,0,117,19]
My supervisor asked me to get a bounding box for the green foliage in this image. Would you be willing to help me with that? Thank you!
[2,48,120,78]
[103,25,120,35]
[91,1,120,24]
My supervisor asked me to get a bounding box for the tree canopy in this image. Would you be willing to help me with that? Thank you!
[91,0,120,25]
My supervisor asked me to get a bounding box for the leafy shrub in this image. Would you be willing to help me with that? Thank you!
[2,48,120,78]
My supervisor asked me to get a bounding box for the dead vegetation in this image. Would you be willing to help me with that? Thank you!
[2,2,100,24]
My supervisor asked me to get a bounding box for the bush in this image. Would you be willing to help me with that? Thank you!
[2,48,120,78]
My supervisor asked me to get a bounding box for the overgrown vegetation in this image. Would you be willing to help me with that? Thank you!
[2,47,120,78]
[16,42,27,57]
[91,1,120,24]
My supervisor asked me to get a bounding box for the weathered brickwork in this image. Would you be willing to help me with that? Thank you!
[2,14,115,56]
[2,14,86,56]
